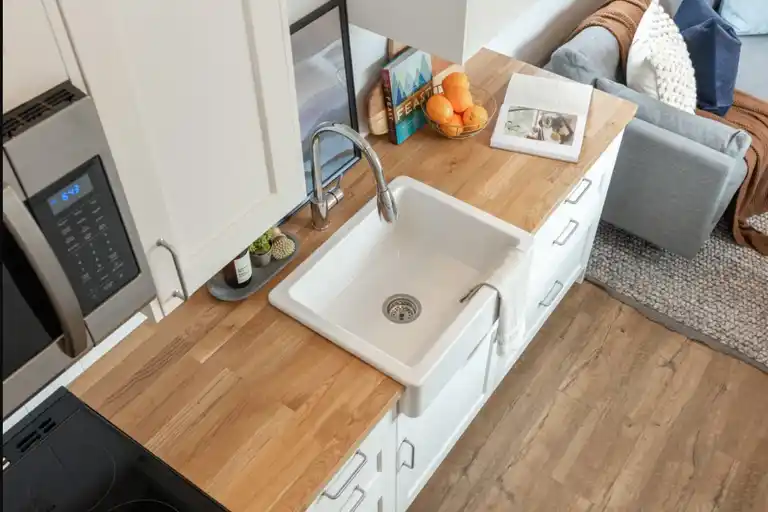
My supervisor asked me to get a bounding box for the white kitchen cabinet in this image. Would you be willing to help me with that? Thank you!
[308,132,625,511]
[487,132,624,393]
[58,0,307,314]
[310,327,494,512]
[309,409,398,512]
[396,330,492,511]
[2,0,69,112]
[347,0,529,64]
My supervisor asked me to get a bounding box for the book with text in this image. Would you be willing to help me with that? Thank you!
[381,48,433,145]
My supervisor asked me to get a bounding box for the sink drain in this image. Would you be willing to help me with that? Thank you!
[383,294,422,324]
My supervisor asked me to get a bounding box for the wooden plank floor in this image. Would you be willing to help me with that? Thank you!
[410,283,768,512]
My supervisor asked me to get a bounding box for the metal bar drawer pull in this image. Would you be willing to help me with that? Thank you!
[345,486,367,512]
[553,219,580,246]
[566,178,592,204]
[539,280,565,308]
[400,438,416,470]
[321,450,367,500]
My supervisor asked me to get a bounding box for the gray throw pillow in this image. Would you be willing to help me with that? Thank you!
[595,78,751,159]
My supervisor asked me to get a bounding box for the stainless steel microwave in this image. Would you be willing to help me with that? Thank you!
[2,82,155,418]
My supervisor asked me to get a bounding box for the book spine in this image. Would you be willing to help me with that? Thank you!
[381,68,398,144]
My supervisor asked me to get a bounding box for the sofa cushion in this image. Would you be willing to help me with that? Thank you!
[719,0,768,35]
[674,0,741,115]
[736,35,768,99]
[596,77,751,158]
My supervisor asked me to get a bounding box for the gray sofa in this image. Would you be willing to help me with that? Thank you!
[544,0,766,258]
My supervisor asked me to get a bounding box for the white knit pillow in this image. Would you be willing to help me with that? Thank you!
[626,0,697,113]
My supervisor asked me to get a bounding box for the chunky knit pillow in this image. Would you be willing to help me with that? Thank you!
[626,0,697,113]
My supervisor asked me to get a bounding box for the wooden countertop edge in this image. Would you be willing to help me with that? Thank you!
[297,384,401,511]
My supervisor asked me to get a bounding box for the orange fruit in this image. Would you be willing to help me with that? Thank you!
[443,86,473,113]
[442,72,470,90]
[440,113,464,137]
[425,94,454,124]
[462,105,489,131]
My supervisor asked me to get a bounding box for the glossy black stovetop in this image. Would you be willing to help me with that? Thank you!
[3,388,228,511]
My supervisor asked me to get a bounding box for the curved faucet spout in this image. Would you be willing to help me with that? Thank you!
[309,122,397,230]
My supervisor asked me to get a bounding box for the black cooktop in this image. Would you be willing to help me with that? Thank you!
[3,388,228,511]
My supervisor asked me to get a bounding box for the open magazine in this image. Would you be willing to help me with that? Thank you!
[491,73,593,163]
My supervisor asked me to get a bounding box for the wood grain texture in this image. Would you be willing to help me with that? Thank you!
[71,50,636,512]
[367,49,636,234]
[410,283,768,512]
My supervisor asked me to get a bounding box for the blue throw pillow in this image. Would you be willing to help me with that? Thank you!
[719,0,768,35]
[674,0,741,116]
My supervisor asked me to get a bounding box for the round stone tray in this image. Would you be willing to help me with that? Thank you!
[206,233,299,302]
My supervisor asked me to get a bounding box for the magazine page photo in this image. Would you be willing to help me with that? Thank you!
[504,107,578,146]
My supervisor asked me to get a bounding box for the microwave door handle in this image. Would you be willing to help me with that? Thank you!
[3,184,89,358]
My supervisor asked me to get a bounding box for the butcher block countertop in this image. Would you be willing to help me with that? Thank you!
[71,50,636,512]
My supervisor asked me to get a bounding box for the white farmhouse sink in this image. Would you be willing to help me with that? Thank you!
[270,177,532,416]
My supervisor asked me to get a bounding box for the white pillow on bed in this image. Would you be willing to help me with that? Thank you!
[626,0,697,113]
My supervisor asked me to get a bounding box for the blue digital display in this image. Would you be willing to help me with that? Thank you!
[48,174,94,215]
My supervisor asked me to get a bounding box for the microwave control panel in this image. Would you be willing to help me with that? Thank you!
[28,157,140,314]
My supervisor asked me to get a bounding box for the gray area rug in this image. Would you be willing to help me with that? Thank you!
[586,215,768,373]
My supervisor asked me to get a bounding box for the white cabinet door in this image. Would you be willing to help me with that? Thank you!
[2,0,68,112]
[59,0,307,312]
[396,332,492,512]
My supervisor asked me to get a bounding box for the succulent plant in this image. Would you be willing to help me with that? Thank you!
[249,232,272,255]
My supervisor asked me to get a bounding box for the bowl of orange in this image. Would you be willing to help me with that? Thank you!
[421,72,497,140]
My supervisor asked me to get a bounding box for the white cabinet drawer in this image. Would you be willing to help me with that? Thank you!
[396,330,492,511]
[533,172,602,264]
[526,222,591,336]
[530,137,619,289]
[338,472,382,512]
[310,413,390,512]
[348,0,525,63]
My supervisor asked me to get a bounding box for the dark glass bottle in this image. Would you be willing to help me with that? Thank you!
[223,248,252,288]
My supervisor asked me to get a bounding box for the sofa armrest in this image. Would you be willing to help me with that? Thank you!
[596,78,751,159]
[544,26,621,85]
[602,119,747,258]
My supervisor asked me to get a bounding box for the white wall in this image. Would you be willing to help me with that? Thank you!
[486,0,605,65]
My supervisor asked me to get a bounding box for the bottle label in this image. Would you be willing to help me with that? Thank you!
[233,253,252,284]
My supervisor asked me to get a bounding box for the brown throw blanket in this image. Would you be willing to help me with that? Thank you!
[700,95,768,253]
[570,0,768,255]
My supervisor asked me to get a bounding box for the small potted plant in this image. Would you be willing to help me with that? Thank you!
[249,232,272,268]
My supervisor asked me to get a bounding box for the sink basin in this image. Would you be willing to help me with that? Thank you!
[269,177,532,416]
